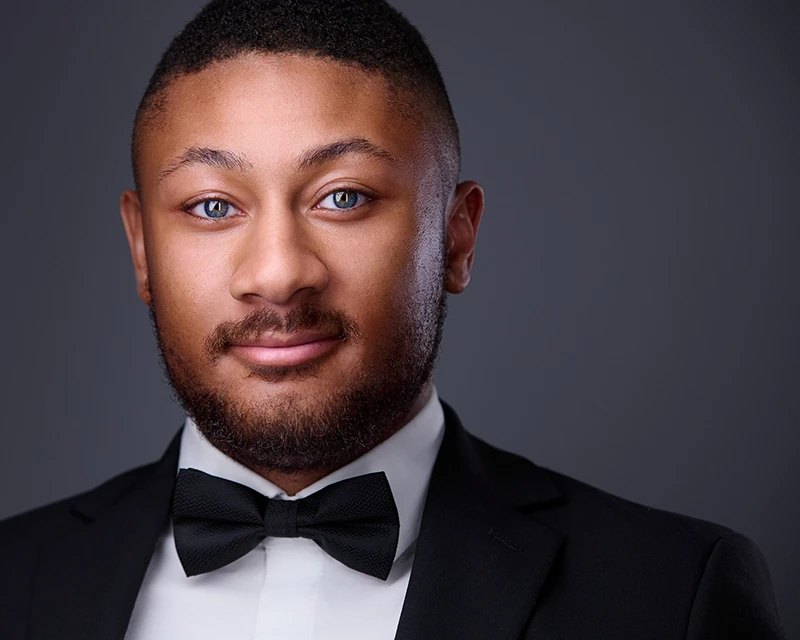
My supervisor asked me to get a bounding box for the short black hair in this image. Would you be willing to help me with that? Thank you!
[131,0,460,195]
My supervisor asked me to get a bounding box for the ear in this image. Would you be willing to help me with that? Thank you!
[119,190,152,305]
[444,180,484,294]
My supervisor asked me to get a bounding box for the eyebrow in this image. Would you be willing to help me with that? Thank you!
[157,137,399,184]
[157,147,253,183]
[295,137,399,171]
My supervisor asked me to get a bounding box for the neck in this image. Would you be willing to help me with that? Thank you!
[252,383,434,496]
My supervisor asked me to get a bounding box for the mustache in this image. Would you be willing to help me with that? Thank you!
[204,303,363,360]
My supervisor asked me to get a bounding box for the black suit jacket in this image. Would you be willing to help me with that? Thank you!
[0,403,786,639]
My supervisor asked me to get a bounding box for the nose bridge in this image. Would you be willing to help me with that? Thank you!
[230,199,327,304]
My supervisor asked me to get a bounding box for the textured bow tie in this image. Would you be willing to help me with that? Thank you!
[172,468,401,580]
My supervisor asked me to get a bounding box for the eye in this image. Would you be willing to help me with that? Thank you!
[316,189,370,211]
[186,198,240,220]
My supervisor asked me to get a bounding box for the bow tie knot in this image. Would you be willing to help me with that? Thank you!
[172,468,400,581]
[264,499,298,538]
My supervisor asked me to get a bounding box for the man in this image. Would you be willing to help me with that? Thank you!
[0,0,786,638]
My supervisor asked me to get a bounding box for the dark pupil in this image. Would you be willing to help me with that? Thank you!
[333,191,358,209]
[204,200,229,218]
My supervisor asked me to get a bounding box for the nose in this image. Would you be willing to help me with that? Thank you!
[229,208,329,306]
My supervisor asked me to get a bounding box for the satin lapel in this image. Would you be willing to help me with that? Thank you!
[30,431,181,640]
[395,405,564,640]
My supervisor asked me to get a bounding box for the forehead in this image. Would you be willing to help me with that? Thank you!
[136,53,433,191]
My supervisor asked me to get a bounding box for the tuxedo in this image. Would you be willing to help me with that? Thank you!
[0,402,786,639]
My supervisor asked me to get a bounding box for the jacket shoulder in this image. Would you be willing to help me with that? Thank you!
[466,435,784,637]
[466,429,734,546]
[0,460,162,548]
[0,456,173,640]
[540,463,734,547]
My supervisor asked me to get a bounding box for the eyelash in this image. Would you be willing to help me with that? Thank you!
[181,187,373,222]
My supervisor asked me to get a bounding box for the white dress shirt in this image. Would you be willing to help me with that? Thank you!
[125,388,445,640]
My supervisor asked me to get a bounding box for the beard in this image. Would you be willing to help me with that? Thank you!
[149,259,448,476]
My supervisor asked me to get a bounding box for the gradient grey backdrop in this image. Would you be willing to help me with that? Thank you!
[1,0,797,634]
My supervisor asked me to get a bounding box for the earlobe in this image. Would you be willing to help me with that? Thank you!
[444,181,484,294]
[119,190,152,305]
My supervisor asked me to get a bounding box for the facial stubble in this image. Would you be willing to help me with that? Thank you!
[149,253,448,476]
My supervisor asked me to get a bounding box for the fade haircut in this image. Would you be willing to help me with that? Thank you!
[131,0,461,196]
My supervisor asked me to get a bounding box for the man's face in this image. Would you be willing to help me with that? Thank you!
[121,53,482,476]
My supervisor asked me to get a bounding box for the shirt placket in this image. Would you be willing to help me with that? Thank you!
[254,537,324,639]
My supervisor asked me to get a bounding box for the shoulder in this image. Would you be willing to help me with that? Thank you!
[444,405,738,559]
[0,429,182,548]
[545,463,732,546]
[0,460,161,548]
[0,456,175,638]
[463,431,785,636]
[539,465,783,636]
[467,429,734,550]
[0,460,164,614]
[468,434,784,637]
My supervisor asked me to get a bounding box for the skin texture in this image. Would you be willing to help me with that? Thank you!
[120,53,484,494]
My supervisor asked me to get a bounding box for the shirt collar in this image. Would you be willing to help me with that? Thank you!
[178,386,445,562]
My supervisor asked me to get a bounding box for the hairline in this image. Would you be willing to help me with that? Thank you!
[131,51,461,202]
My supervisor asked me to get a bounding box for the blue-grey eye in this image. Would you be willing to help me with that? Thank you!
[318,190,368,210]
[186,199,237,220]
[203,200,230,218]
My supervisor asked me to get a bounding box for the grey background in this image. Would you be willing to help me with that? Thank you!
[1,0,797,634]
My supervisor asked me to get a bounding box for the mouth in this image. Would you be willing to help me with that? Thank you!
[229,331,344,368]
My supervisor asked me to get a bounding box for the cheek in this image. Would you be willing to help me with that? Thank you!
[328,211,443,335]
[146,228,232,345]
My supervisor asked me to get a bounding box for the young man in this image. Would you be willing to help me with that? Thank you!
[0,0,786,638]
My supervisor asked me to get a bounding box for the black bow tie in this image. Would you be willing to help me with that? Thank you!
[171,468,401,581]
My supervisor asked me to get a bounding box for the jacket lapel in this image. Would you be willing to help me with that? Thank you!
[30,430,181,640]
[28,406,561,640]
[395,403,564,640]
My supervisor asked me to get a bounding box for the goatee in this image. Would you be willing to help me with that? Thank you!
[150,284,447,475]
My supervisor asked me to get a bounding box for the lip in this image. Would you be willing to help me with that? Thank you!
[229,332,342,367]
